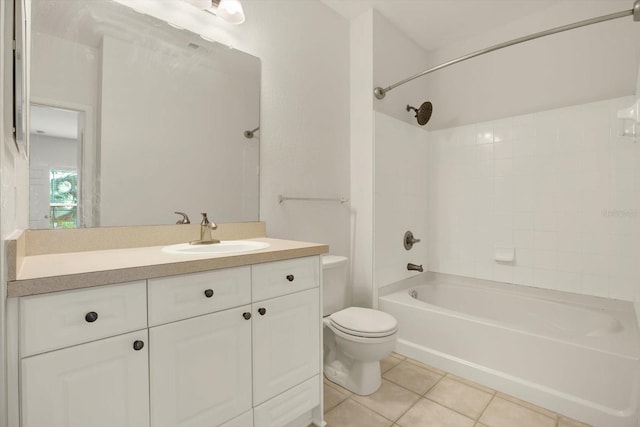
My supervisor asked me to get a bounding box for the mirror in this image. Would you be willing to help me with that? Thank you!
[28,0,260,229]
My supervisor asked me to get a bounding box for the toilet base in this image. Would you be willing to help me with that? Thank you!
[324,358,382,396]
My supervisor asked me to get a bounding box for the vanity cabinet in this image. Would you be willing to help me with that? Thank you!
[12,255,323,427]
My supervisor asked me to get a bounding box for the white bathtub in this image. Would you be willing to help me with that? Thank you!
[379,274,640,427]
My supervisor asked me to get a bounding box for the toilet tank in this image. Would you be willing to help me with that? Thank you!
[322,255,349,317]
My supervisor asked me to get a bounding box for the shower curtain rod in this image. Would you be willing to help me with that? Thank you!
[373,0,640,100]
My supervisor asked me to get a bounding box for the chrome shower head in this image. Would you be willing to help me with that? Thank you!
[406,102,433,126]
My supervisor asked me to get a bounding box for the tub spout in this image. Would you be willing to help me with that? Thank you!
[407,263,423,272]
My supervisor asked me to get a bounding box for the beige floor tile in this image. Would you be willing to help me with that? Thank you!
[475,423,490,427]
[479,396,556,427]
[405,357,447,376]
[495,392,558,420]
[396,398,475,427]
[383,361,444,395]
[381,354,404,373]
[446,373,495,394]
[351,379,421,421]
[391,352,406,360]
[426,377,494,419]
[558,416,593,427]
[324,399,393,427]
[323,375,353,397]
[324,383,350,413]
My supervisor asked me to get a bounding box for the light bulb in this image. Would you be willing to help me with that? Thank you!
[217,0,245,24]
[221,0,241,14]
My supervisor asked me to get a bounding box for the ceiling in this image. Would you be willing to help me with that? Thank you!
[30,105,79,140]
[320,0,557,52]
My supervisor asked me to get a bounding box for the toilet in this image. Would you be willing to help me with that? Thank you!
[322,255,398,395]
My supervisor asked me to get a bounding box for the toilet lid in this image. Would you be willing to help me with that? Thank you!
[329,307,397,337]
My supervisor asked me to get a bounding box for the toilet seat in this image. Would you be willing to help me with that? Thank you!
[329,307,398,338]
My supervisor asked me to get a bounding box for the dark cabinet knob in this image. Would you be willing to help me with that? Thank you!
[85,311,98,323]
[243,312,252,320]
[133,340,144,351]
[286,274,294,282]
[204,289,214,298]
[258,307,266,316]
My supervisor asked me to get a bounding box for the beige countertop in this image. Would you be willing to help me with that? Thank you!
[8,237,329,297]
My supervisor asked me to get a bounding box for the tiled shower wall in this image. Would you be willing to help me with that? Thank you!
[428,96,640,301]
[375,112,429,289]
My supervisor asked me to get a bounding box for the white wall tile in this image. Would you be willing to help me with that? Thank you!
[428,96,639,301]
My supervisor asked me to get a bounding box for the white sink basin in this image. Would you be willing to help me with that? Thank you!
[163,240,270,255]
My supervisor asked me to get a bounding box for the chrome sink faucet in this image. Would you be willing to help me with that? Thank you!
[189,213,220,245]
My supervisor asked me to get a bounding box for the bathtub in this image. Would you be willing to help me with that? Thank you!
[378,274,640,427]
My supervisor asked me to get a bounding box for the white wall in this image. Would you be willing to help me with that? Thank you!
[374,112,428,288]
[423,0,640,130]
[429,96,640,301]
[235,1,350,258]
[349,10,375,306]
[31,32,99,111]
[371,11,431,127]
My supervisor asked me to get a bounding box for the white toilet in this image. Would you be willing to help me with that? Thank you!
[322,255,398,395]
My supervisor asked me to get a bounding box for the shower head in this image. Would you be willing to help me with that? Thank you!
[244,126,260,139]
[406,102,433,126]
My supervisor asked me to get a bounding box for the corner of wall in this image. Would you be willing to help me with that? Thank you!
[350,9,375,307]
[370,10,431,126]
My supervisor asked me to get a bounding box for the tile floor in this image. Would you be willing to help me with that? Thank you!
[323,353,592,427]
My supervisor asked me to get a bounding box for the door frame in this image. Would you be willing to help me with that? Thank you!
[30,98,96,227]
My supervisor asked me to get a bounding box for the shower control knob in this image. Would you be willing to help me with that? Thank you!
[243,312,252,320]
[204,289,214,298]
[133,340,144,351]
[85,311,98,323]
[258,308,266,316]
[404,231,421,250]
[286,274,294,282]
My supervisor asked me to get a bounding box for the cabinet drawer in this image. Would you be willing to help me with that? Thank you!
[148,266,251,326]
[253,376,320,427]
[20,281,147,357]
[252,256,319,301]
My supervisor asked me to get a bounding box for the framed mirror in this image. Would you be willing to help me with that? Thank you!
[27,0,260,229]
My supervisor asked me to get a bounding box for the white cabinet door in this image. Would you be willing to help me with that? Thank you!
[219,410,253,427]
[252,288,320,405]
[149,305,253,427]
[21,330,150,427]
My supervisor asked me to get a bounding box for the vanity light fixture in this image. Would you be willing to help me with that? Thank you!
[184,0,246,24]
